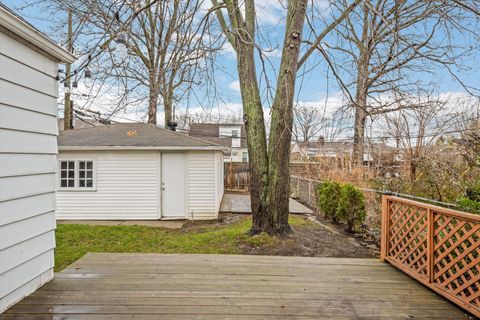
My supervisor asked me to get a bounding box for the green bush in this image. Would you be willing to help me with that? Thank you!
[316,181,341,222]
[337,184,367,233]
[456,198,480,214]
[465,182,480,202]
[456,181,480,214]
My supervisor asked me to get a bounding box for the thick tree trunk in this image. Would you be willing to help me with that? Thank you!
[235,44,270,235]
[352,100,367,167]
[148,96,158,124]
[164,99,173,127]
[163,84,175,127]
[352,51,369,167]
[266,0,308,235]
[352,3,371,168]
[148,79,159,124]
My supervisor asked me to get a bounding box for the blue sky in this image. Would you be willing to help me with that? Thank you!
[3,0,479,129]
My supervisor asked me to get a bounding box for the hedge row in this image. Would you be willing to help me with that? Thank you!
[316,181,366,233]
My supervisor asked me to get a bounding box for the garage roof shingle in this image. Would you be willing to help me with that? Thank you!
[58,123,224,150]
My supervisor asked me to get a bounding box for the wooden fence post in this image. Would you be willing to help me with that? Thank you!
[427,208,434,283]
[380,195,389,261]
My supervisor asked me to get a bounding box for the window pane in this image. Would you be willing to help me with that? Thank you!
[61,162,67,169]
[68,180,74,187]
[61,180,67,187]
[61,171,67,178]
[87,171,93,178]
[79,171,85,178]
[79,180,85,187]
[68,171,75,178]
[80,162,85,169]
[86,180,93,187]
[87,162,93,169]
[68,161,75,169]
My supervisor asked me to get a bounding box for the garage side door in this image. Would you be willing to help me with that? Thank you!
[161,153,186,219]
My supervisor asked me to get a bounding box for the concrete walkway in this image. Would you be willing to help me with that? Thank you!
[220,193,313,214]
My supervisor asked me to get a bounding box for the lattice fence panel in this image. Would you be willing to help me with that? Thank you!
[432,212,480,312]
[387,202,429,280]
[382,196,480,317]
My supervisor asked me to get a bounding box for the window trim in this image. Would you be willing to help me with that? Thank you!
[58,159,97,191]
[242,151,248,162]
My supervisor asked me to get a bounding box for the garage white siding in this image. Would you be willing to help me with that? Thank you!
[56,151,160,220]
[0,30,62,312]
[216,151,224,213]
[187,151,222,220]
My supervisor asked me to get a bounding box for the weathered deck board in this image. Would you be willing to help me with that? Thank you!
[2,254,469,319]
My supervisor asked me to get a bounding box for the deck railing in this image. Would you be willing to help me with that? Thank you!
[381,195,480,317]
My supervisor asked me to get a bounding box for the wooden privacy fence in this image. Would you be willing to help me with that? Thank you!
[224,162,250,192]
[381,195,480,317]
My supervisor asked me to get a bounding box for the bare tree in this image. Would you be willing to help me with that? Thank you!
[315,0,480,166]
[211,0,362,235]
[293,106,327,142]
[383,93,462,181]
[42,0,220,126]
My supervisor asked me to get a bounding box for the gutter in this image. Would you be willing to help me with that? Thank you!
[0,6,76,64]
[58,146,229,152]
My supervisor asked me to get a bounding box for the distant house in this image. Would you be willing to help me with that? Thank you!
[291,139,363,162]
[292,139,355,160]
[56,123,225,221]
[0,4,76,313]
[189,123,249,162]
[291,138,403,175]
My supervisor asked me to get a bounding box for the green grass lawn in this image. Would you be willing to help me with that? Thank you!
[55,215,309,271]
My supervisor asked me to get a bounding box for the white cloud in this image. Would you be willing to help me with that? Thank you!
[262,47,282,58]
[228,80,241,92]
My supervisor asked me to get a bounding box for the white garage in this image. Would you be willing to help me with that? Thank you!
[56,123,225,220]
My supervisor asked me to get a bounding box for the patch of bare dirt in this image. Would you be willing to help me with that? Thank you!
[242,215,378,258]
[182,213,379,258]
[181,213,247,231]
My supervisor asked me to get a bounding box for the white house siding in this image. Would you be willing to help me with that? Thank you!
[0,32,59,313]
[56,151,160,220]
[216,151,224,213]
[187,151,222,220]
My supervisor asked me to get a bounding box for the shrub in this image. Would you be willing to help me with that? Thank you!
[456,198,480,214]
[316,181,341,222]
[337,184,367,233]
[456,181,480,214]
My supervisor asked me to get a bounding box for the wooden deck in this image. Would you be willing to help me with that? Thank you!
[1,254,468,319]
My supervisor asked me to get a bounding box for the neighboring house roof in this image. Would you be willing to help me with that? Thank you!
[58,118,106,131]
[0,4,76,63]
[58,123,225,151]
[189,123,248,148]
[294,141,354,154]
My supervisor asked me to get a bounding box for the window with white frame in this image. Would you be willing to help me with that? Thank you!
[78,161,94,188]
[59,160,95,189]
[60,161,75,188]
